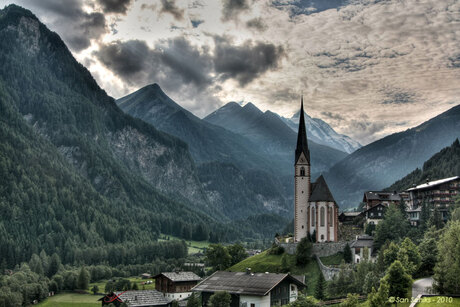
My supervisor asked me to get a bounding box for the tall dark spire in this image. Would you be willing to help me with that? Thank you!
[295,96,310,164]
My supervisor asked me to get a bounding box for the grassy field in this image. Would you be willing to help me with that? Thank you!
[159,234,210,254]
[36,293,100,307]
[228,250,321,296]
[88,276,156,293]
[320,252,344,266]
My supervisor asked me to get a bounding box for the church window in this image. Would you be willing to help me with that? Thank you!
[321,234,324,241]
[311,207,315,226]
[328,209,332,226]
[300,167,305,176]
[302,225,304,229]
[302,191,304,194]
[320,207,325,226]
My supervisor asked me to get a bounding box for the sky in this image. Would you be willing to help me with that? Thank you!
[1,0,459,145]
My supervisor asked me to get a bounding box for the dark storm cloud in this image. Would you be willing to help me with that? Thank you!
[19,0,107,51]
[221,0,249,21]
[160,0,185,21]
[98,0,132,14]
[246,18,267,31]
[96,40,151,79]
[212,37,285,86]
[95,38,212,88]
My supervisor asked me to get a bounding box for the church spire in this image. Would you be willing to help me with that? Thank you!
[295,96,310,164]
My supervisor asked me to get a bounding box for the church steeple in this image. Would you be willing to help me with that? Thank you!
[295,96,310,164]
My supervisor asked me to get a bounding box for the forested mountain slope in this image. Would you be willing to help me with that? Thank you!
[0,5,278,267]
[387,139,460,192]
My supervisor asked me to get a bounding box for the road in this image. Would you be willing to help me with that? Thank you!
[412,277,435,298]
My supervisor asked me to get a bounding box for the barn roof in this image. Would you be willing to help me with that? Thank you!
[192,271,305,296]
[99,290,172,306]
[154,271,201,282]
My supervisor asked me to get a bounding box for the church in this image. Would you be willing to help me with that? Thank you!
[294,98,339,243]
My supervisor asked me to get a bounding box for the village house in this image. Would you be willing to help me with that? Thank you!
[99,290,172,307]
[406,176,460,225]
[154,271,201,301]
[192,270,305,307]
[350,235,374,263]
[338,211,363,224]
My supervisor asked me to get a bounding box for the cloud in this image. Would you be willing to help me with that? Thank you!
[321,111,345,121]
[18,0,107,51]
[380,87,417,105]
[221,0,250,21]
[246,17,267,31]
[98,0,132,14]
[271,0,348,17]
[160,0,185,21]
[212,36,285,86]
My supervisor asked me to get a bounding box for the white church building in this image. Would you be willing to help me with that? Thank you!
[294,98,339,243]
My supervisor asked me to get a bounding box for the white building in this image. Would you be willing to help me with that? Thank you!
[192,270,305,307]
[294,98,339,243]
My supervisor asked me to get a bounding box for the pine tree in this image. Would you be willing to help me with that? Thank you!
[343,243,352,263]
[77,267,90,290]
[314,273,325,300]
[187,293,201,307]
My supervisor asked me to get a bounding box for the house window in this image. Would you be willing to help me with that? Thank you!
[311,207,315,226]
[321,234,324,241]
[320,207,325,226]
[291,285,295,291]
[251,304,255,307]
[300,167,305,176]
[378,212,381,217]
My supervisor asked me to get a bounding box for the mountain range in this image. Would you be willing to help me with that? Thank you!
[325,104,460,209]
[117,85,350,219]
[0,5,291,266]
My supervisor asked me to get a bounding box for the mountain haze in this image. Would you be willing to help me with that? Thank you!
[325,104,460,209]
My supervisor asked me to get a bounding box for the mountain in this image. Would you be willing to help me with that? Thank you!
[282,111,361,154]
[0,5,280,267]
[204,102,348,175]
[386,139,460,192]
[117,84,270,170]
[117,85,290,218]
[324,105,460,209]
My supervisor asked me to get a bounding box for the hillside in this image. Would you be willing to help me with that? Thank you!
[324,104,460,209]
[0,5,273,268]
[387,139,460,192]
[228,250,321,296]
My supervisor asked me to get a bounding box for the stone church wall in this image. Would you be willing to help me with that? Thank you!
[278,240,352,257]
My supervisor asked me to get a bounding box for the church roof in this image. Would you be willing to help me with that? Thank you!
[310,175,336,203]
[295,97,310,164]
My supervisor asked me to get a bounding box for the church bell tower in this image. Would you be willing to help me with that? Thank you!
[294,96,311,242]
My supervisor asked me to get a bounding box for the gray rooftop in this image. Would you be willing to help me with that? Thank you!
[100,290,172,306]
[155,271,201,282]
[192,271,305,296]
[351,235,374,248]
[364,191,401,201]
[309,175,336,203]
